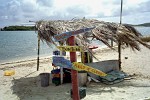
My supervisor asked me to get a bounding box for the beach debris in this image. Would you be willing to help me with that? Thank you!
[52,46,128,85]
[90,77,100,83]
[4,70,15,76]
[99,70,128,85]
[124,77,135,80]
[52,58,127,84]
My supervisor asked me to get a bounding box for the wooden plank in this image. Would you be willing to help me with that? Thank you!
[57,46,82,52]
[73,62,107,77]
[54,27,95,42]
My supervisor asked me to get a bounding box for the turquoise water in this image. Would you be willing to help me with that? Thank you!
[0,31,55,63]
[0,27,150,63]
[134,27,150,36]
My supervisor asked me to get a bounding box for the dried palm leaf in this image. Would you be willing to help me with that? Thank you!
[35,18,150,52]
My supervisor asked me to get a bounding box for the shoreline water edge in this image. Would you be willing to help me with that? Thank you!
[0,26,150,65]
[0,45,110,66]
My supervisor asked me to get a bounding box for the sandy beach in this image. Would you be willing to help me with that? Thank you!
[0,44,150,100]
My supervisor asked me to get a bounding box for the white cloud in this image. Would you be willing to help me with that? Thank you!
[0,0,150,27]
[1,16,8,20]
[99,12,150,25]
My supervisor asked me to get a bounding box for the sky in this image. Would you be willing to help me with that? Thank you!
[0,0,150,27]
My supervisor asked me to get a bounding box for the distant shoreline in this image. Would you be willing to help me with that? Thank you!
[1,26,35,31]
[0,55,52,66]
[0,30,35,31]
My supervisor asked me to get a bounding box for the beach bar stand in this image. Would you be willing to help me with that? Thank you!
[35,18,149,100]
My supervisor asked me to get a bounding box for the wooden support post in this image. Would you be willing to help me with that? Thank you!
[111,39,113,47]
[60,53,63,84]
[68,36,80,100]
[59,42,64,84]
[118,0,123,70]
[37,33,40,71]
[118,41,121,70]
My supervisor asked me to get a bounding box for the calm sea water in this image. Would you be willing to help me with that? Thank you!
[135,27,150,36]
[0,31,56,63]
[0,27,150,63]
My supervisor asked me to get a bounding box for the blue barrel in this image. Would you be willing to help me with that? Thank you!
[40,73,50,87]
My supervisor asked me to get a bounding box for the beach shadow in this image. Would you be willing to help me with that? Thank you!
[11,74,71,100]
[85,78,150,96]
[113,79,150,88]
[85,82,115,96]
[11,75,150,100]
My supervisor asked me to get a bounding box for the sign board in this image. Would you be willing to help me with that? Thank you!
[52,56,72,68]
[54,27,95,42]
[57,46,82,52]
[72,62,107,76]
[53,50,66,56]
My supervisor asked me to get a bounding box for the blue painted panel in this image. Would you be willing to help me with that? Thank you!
[52,56,72,68]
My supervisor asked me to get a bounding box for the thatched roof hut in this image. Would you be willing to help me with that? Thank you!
[36,18,150,51]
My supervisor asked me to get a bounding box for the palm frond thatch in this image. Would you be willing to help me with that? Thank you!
[35,18,150,51]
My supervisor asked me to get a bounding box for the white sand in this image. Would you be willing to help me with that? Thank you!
[0,44,150,100]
